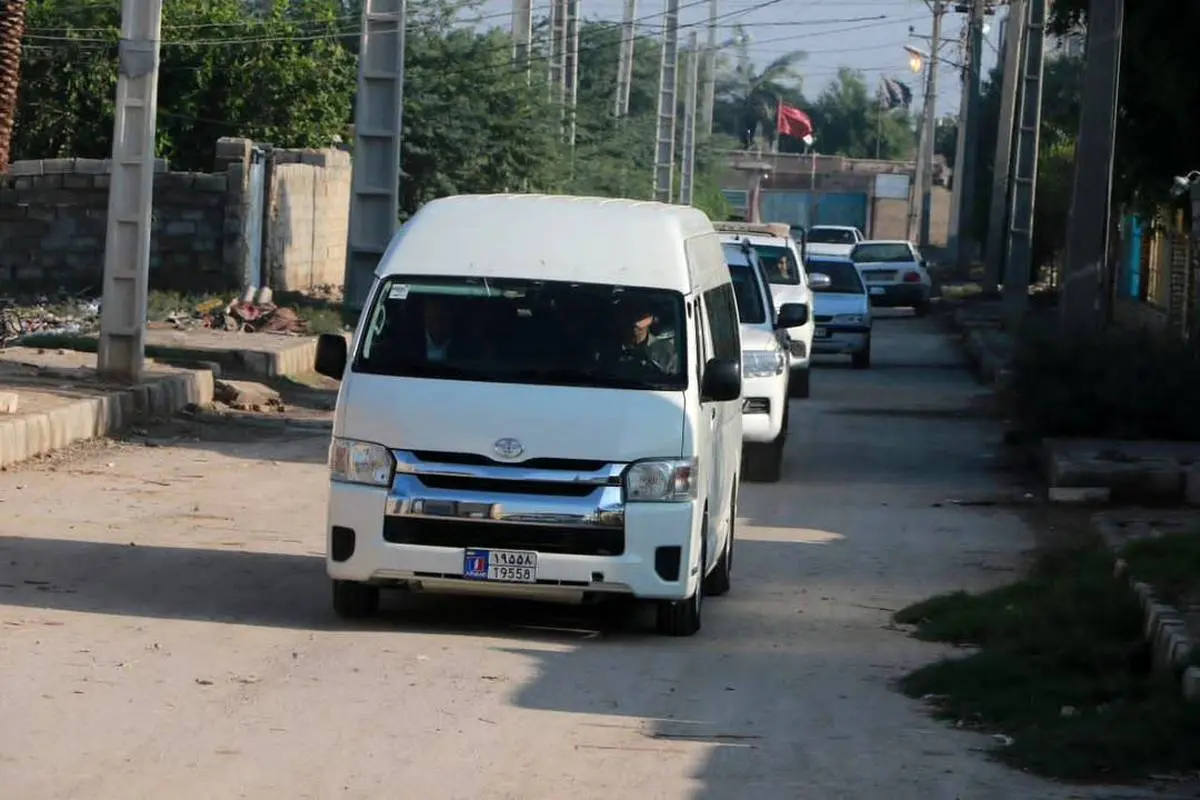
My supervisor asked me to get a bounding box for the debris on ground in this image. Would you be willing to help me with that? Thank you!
[0,294,101,341]
[155,296,310,335]
[213,379,286,413]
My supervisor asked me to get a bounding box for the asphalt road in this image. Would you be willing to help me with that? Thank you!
[0,314,1173,799]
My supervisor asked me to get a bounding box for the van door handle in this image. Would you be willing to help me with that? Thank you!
[710,409,716,421]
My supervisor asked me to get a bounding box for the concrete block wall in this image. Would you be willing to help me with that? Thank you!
[266,148,352,292]
[0,158,234,293]
[1,138,353,297]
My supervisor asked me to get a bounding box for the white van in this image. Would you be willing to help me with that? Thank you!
[313,194,744,636]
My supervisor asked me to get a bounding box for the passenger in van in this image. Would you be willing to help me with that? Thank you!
[421,294,462,362]
[610,298,677,373]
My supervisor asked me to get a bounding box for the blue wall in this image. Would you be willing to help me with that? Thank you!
[758,190,869,231]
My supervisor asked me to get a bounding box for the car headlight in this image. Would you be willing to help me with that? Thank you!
[329,438,394,487]
[624,458,697,502]
[742,349,786,378]
[833,314,866,324]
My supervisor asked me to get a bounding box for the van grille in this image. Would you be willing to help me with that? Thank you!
[383,517,625,556]
[410,450,608,472]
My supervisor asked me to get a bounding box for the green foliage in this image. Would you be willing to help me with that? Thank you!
[895,547,1200,782]
[1049,1,1200,205]
[1009,315,1200,440]
[16,0,356,169]
[801,68,915,160]
[712,27,805,150]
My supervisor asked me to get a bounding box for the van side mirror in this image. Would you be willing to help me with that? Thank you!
[315,333,348,379]
[808,273,832,290]
[775,302,809,329]
[701,358,741,402]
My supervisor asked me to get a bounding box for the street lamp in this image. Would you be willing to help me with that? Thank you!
[904,45,929,73]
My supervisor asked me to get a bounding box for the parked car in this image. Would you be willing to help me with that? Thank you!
[804,225,865,259]
[714,221,816,398]
[849,239,933,315]
[313,193,746,637]
[720,240,808,483]
[807,256,873,369]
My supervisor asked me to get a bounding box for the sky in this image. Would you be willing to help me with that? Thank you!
[474,0,1008,119]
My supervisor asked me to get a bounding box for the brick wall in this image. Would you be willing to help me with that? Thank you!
[265,148,352,292]
[0,158,232,293]
[1,138,353,296]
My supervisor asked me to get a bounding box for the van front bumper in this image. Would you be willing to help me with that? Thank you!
[325,476,703,602]
[741,372,788,443]
[784,326,812,369]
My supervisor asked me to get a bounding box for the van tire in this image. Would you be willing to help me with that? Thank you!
[332,580,380,619]
[704,489,735,597]
[657,520,705,636]
[851,339,872,370]
[790,367,811,398]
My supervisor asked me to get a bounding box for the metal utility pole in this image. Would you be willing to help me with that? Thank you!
[97,0,164,383]
[1059,0,1124,335]
[511,0,533,80]
[615,0,637,117]
[652,0,681,203]
[680,32,700,206]
[565,0,581,146]
[343,0,407,311]
[1002,0,1048,322]
[982,0,1027,295]
[918,0,945,248]
[948,0,986,272]
[700,0,718,137]
[547,0,563,101]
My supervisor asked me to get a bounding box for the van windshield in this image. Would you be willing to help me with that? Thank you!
[353,276,688,391]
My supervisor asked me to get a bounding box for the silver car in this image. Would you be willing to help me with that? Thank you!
[807,256,872,369]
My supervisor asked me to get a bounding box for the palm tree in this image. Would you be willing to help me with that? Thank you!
[713,27,805,151]
[0,0,26,171]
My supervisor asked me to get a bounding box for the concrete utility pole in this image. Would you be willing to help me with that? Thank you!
[700,0,718,137]
[615,0,637,117]
[680,32,700,206]
[982,0,1027,295]
[565,0,581,146]
[948,0,986,273]
[918,0,945,248]
[1059,0,1125,335]
[652,0,681,203]
[343,0,407,311]
[907,106,927,240]
[1002,0,1048,322]
[511,0,532,80]
[97,0,164,383]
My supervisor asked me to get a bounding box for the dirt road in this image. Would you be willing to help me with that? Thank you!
[0,315,1173,799]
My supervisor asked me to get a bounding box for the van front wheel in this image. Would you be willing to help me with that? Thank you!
[656,520,706,636]
[332,580,380,619]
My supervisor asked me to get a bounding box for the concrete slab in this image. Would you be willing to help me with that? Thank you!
[0,347,214,468]
[23,327,325,379]
[1043,438,1200,503]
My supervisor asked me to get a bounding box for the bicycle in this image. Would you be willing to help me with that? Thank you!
[0,299,24,349]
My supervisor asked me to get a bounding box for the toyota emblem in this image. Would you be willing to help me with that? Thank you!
[493,438,525,460]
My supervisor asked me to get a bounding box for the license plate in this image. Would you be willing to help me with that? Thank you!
[463,548,538,583]
[869,286,887,296]
[814,327,830,338]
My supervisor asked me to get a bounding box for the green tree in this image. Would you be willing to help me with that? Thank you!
[712,27,805,150]
[14,0,356,169]
[807,68,915,159]
[1049,0,1200,205]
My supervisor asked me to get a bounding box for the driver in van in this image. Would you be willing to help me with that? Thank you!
[613,298,677,373]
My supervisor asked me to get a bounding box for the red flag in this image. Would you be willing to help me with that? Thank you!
[776,102,813,141]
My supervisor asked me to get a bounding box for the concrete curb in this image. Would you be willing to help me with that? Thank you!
[1095,517,1200,702]
[0,369,214,469]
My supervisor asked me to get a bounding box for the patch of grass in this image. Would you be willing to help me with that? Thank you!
[20,332,98,352]
[1122,532,1200,608]
[894,546,1200,782]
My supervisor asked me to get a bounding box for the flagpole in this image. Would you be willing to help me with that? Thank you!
[875,83,883,160]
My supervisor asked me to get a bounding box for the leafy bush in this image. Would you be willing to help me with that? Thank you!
[1010,316,1200,440]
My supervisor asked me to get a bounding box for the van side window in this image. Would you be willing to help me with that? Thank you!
[703,284,740,363]
[693,299,707,385]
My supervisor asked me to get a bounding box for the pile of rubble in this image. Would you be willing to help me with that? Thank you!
[0,295,101,340]
[159,288,310,335]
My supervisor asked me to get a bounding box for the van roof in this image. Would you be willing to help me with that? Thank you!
[377,193,718,293]
[713,221,791,239]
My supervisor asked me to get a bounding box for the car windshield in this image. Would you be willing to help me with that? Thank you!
[808,228,858,245]
[808,261,865,294]
[353,276,687,391]
[851,242,915,263]
[750,244,801,285]
[725,263,767,324]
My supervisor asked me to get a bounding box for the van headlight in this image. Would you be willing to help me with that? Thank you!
[624,458,697,502]
[833,314,866,324]
[742,349,786,378]
[329,438,394,487]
